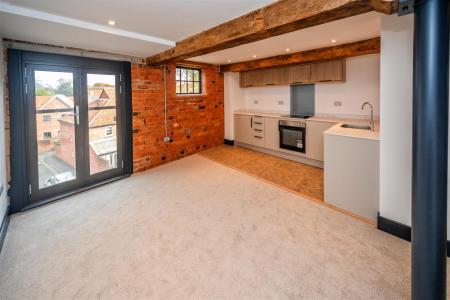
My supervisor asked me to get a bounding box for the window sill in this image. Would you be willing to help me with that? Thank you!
[176,93,207,97]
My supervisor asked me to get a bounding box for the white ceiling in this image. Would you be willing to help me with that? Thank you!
[0,0,272,57]
[190,12,382,65]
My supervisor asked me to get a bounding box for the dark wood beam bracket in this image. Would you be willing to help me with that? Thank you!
[146,0,397,65]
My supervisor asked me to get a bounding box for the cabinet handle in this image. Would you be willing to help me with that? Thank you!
[251,117,253,128]
[254,136,263,139]
[254,129,263,132]
[254,122,263,125]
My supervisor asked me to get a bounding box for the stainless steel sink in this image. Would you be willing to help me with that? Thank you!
[341,123,371,130]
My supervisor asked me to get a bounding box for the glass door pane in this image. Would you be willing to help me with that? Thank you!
[34,70,77,189]
[86,74,118,175]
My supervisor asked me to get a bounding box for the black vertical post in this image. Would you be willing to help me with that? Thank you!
[412,0,449,299]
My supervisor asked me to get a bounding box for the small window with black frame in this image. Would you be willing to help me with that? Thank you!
[176,67,201,94]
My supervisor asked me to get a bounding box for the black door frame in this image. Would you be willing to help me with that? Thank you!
[7,49,133,213]
[25,64,85,202]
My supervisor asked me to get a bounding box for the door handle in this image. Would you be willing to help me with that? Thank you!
[62,105,80,125]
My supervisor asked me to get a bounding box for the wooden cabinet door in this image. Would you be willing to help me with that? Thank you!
[261,68,289,85]
[289,64,311,84]
[240,67,289,87]
[264,117,280,150]
[234,114,253,144]
[240,70,264,87]
[305,120,337,161]
[311,60,345,82]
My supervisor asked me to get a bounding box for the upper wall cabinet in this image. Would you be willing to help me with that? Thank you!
[310,60,346,82]
[240,59,345,87]
[289,64,311,84]
[240,67,289,87]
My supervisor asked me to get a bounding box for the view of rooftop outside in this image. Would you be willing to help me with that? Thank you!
[34,71,118,189]
[86,74,118,175]
[35,71,76,189]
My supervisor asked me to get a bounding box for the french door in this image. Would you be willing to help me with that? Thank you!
[25,64,125,203]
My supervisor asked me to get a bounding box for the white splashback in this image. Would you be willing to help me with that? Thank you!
[244,85,290,112]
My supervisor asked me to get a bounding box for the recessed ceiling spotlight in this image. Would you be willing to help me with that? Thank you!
[253,54,257,58]
[108,20,116,26]
[228,59,232,63]
[286,48,290,52]
[331,39,337,43]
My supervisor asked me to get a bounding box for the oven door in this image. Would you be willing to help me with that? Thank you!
[279,125,306,153]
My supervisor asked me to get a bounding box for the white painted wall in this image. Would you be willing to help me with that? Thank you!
[379,14,450,239]
[243,85,290,112]
[0,40,8,220]
[224,72,244,140]
[379,14,414,226]
[315,54,380,117]
[241,55,380,118]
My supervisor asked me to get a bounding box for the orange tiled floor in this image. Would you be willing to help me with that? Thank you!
[200,144,324,201]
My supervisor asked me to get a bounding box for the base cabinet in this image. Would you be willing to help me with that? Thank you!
[305,120,337,161]
[234,114,265,147]
[324,134,379,221]
[234,114,253,145]
[264,117,280,150]
[235,113,335,164]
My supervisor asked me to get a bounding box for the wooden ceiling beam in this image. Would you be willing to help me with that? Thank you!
[146,0,397,66]
[220,37,380,72]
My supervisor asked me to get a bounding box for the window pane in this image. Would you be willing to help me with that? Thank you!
[176,67,201,94]
[87,74,118,175]
[187,82,193,93]
[194,82,200,93]
[193,70,199,81]
[34,70,76,189]
[181,82,187,93]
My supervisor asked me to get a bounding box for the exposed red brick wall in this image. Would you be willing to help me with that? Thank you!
[131,63,224,172]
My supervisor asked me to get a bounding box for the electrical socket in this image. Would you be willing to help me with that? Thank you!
[253,100,259,104]
[333,101,342,107]
[278,100,284,105]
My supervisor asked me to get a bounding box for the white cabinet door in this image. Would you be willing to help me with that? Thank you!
[306,120,337,161]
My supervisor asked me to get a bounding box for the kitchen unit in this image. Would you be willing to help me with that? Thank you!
[234,110,337,168]
[233,109,380,223]
[324,123,380,222]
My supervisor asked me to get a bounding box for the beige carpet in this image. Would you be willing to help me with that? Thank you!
[0,154,443,299]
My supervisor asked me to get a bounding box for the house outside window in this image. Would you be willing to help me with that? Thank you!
[43,115,51,122]
[43,132,51,140]
[105,126,113,136]
[176,67,201,94]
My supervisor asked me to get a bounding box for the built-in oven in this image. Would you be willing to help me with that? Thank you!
[279,120,306,153]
